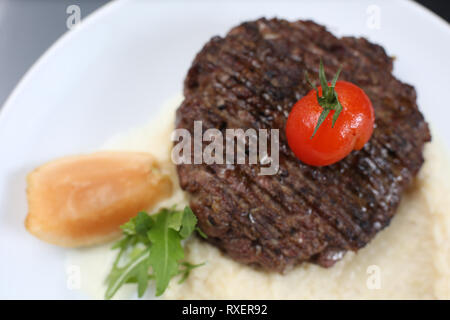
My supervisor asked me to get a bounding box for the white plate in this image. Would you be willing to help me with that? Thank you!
[0,0,449,299]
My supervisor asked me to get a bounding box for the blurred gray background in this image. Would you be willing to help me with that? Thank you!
[0,0,110,108]
[0,0,448,108]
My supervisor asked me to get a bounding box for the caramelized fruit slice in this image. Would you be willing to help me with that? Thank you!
[25,151,172,247]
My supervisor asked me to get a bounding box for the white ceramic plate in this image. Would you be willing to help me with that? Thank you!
[0,0,449,299]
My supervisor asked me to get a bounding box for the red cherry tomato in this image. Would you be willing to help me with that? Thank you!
[286,81,374,166]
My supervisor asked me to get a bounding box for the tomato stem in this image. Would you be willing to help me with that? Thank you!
[306,60,343,138]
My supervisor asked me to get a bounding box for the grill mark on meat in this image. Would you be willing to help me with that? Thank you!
[285,160,372,239]
[238,159,352,249]
[202,69,386,241]
[195,111,347,249]
[179,136,294,247]
[186,87,358,246]
[180,106,355,265]
[176,18,431,271]
[186,94,370,252]
[223,19,386,243]
[196,165,322,268]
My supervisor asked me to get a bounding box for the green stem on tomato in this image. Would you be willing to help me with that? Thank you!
[306,59,343,138]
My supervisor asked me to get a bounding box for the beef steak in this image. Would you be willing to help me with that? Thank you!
[175,18,431,272]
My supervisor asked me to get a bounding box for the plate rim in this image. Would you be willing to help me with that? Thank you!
[0,0,124,128]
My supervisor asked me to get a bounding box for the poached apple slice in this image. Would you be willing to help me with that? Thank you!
[25,151,172,247]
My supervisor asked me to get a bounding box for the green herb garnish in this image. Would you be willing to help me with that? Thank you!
[306,59,343,138]
[104,206,205,299]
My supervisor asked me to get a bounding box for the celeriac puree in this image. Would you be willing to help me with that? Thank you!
[66,95,450,300]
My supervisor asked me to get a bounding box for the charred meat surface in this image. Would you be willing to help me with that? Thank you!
[175,18,431,272]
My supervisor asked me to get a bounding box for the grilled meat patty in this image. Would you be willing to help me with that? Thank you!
[175,18,431,272]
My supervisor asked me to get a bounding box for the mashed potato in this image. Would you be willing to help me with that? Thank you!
[66,96,450,300]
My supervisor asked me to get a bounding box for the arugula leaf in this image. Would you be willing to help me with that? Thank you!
[147,211,185,296]
[105,248,150,299]
[136,252,151,297]
[179,207,197,239]
[135,212,154,238]
[195,227,208,239]
[104,206,205,299]
[120,219,136,236]
[178,262,205,284]
[167,208,184,231]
